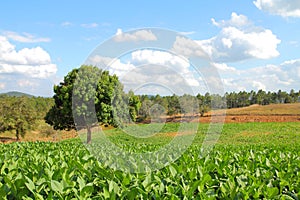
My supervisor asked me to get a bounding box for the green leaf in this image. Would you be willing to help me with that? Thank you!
[266,187,279,198]
[202,174,212,184]
[25,176,35,193]
[34,193,44,200]
[103,187,110,199]
[169,165,177,177]
[51,180,63,194]
[188,180,201,197]
[0,184,10,198]
[142,174,152,189]
[109,180,119,194]
[77,176,86,191]
[266,158,271,167]
[80,184,94,198]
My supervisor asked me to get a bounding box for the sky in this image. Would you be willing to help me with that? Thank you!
[0,0,300,96]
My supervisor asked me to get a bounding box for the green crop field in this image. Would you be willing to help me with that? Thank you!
[1,122,299,199]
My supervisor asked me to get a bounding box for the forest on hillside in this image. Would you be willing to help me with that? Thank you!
[136,89,300,120]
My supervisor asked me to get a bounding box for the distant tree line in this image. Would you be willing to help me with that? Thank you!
[225,89,300,108]
[136,89,300,120]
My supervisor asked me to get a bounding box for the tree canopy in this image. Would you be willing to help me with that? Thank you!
[45,65,138,143]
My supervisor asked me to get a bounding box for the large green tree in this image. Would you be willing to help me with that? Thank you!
[45,65,136,143]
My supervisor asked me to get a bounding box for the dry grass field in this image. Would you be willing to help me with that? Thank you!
[211,103,300,116]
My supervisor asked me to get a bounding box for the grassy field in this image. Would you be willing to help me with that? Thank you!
[87,122,300,146]
[1,122,299,199]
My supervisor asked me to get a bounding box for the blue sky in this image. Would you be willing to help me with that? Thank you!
[0,0,300,96]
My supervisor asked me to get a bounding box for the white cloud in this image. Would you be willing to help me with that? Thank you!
[120,64,197,95]
[88,50,196,85]
[88,54,300,94]
[171,36,208,58]
[87,55,113,67]
[220,59,300,92]
[130,49,199,86]
[222,38,233,49]
[131,49,189,70]
[178,31,196,36]
[198,12,281,62]
[254,0,300,17]
[252,81,266,91]
[0,64,57,78]
[114,29,157,42]
[86,50,202,95]
[212,12,251,28]
[86,55,135,77]
[280,59,300,79]
[61,21,73,27]
[116,28,122,35]
[212,62,238,73]
[17,79,38,87]
[0,82,5,89]
[3,31,50,43]
[81,23,99,28]
[0,36,57,78]
[130,50,201,92]
[222,78,246,91]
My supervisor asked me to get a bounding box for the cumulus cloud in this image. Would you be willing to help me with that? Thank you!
[198,12,281,62]
[3,31,50,43]
[86,55,135,77]
[171,36,208,58]
[254,0,300,17]
[211,12,251,28]
[220,59,300,92]
[130,49,199,87]
[212,62,238,73]
[131,49,189,69]
[86,49,202,95]
[0,36,57,78]
[88,52,300,94]
[252,81,266,91]
[114,29,157,42]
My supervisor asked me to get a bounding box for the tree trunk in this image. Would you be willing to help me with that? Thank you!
[16,129,20,141]
[87,125,92,144]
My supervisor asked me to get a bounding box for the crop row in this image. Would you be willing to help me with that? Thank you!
[0,141,299,199]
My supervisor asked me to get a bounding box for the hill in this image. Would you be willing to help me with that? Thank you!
[199,103,300,123]
[0,91,35,98]
[211,103,300,116]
